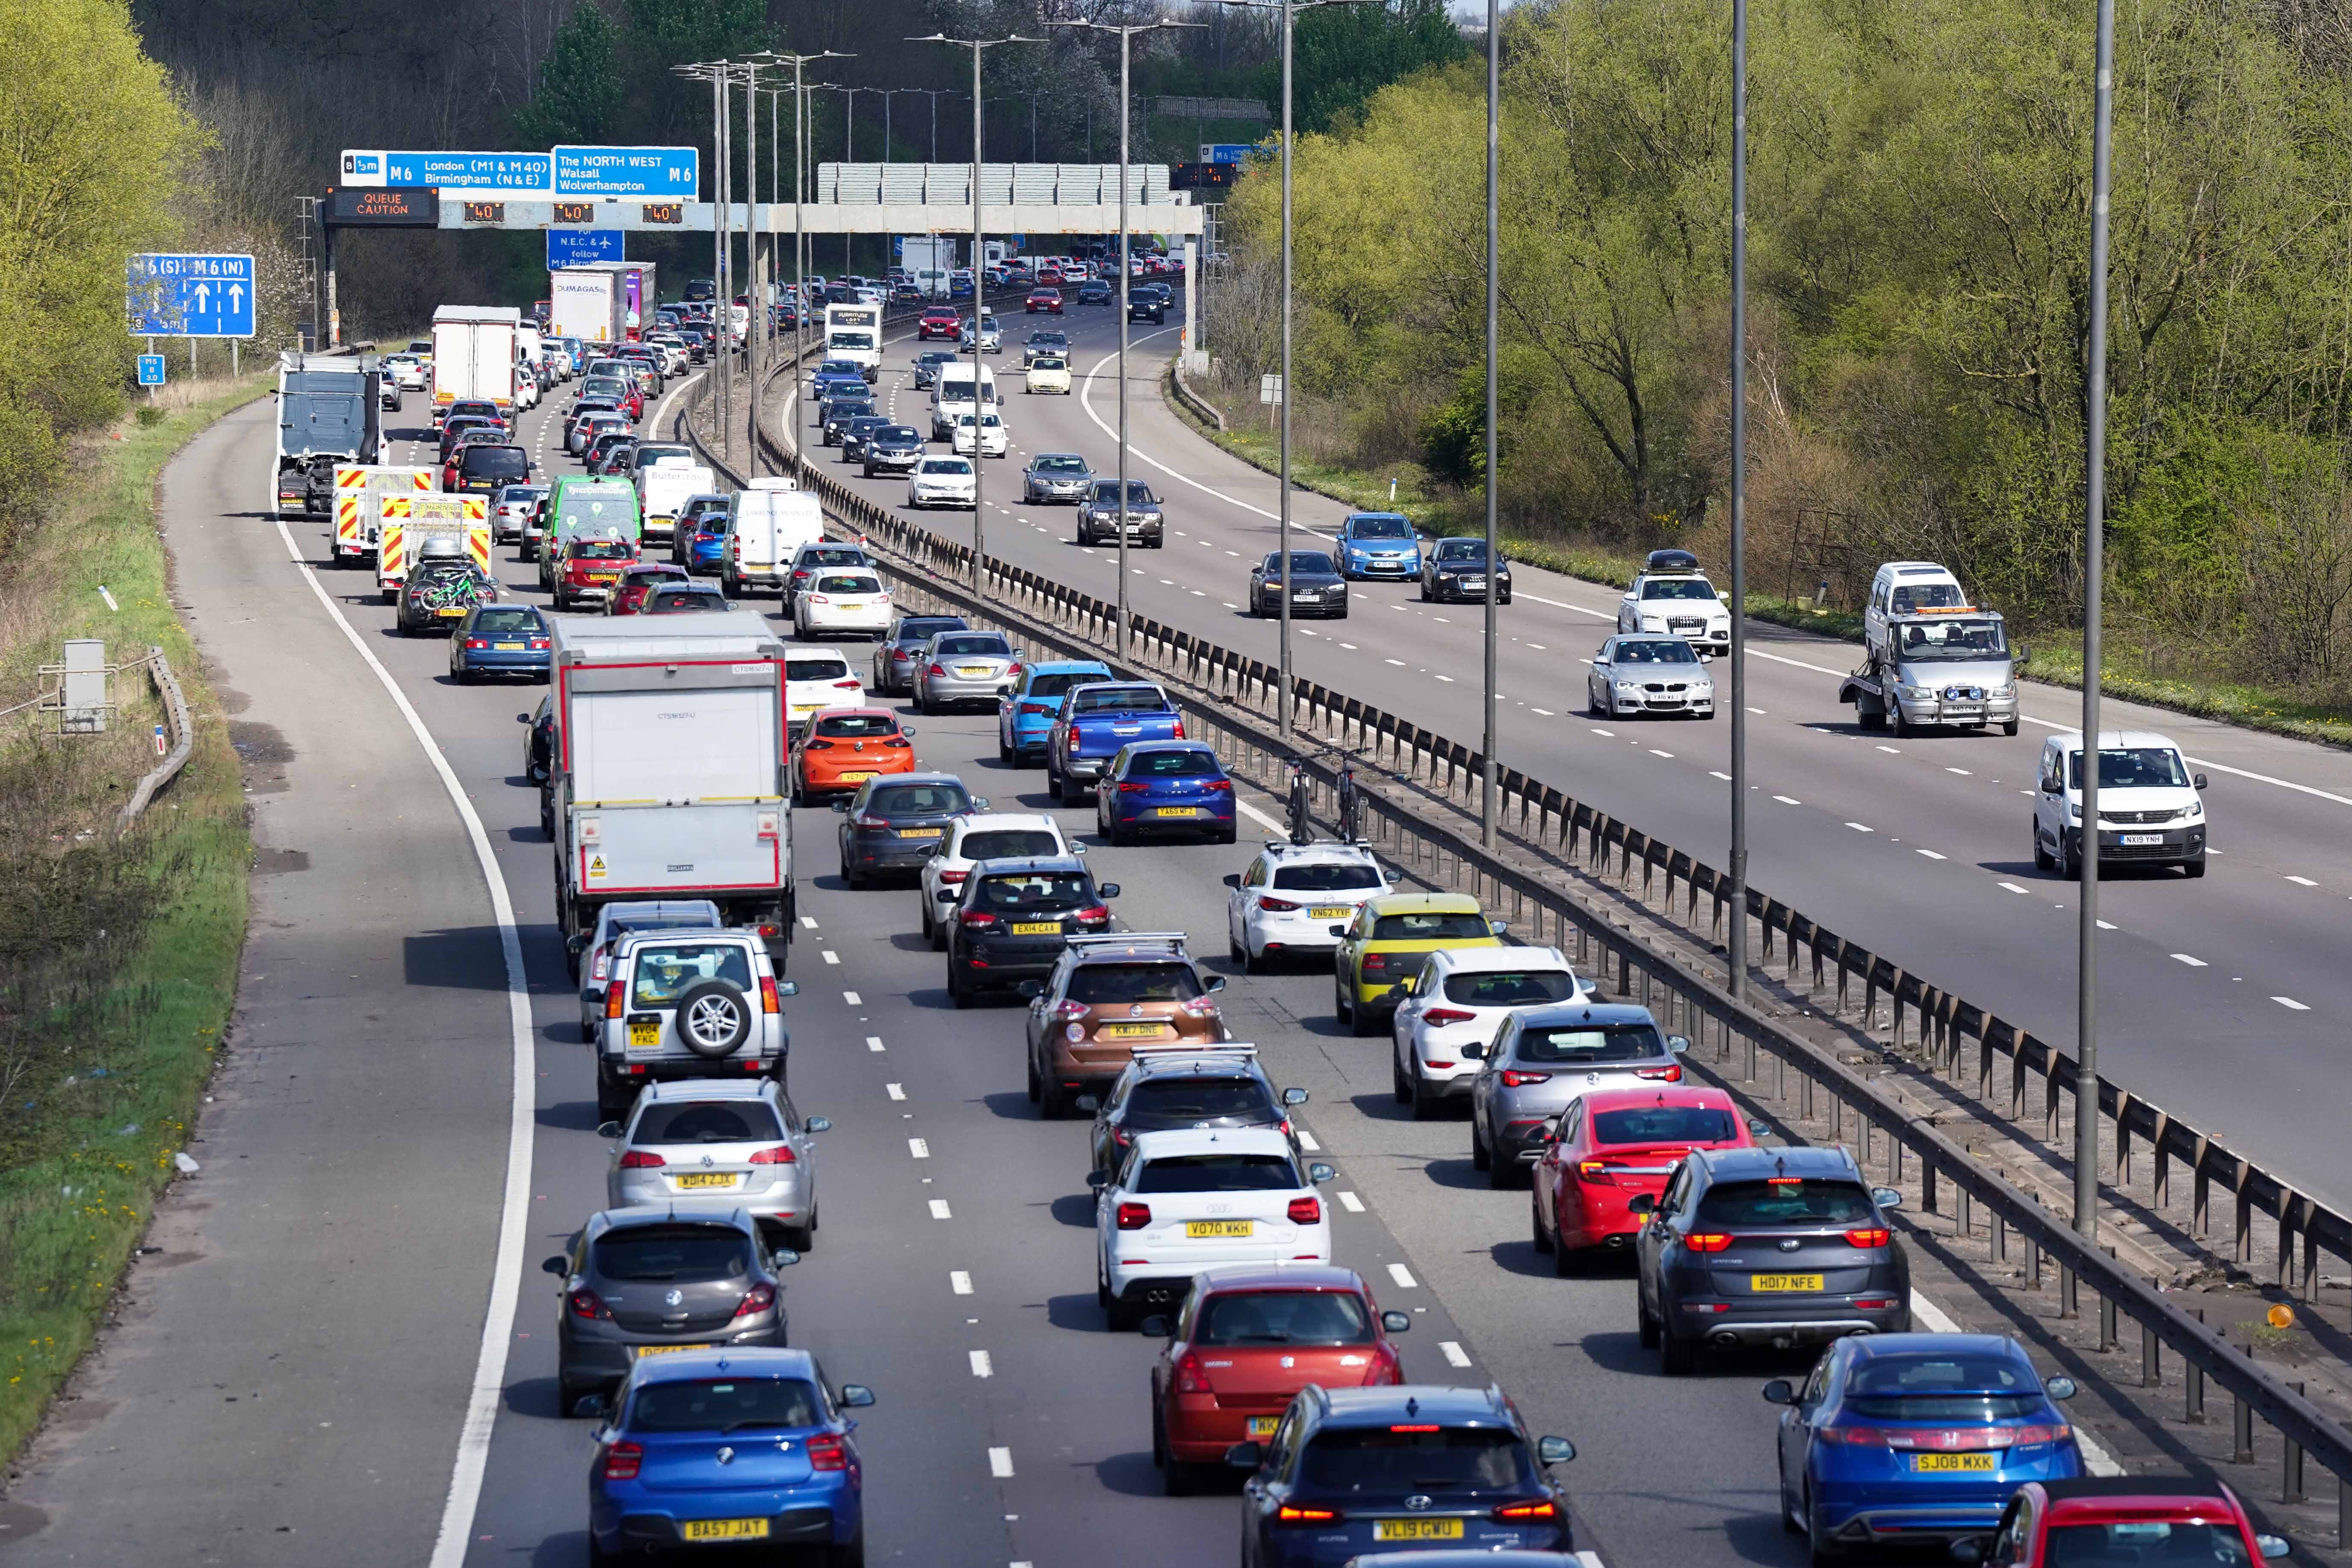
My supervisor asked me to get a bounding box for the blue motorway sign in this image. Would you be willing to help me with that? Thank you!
[1200,142,1259,165]
[127,253,256,337]
[547,229,625,268]
[136,354,166,387]
[554,146,699,198]
[385,150,551,192]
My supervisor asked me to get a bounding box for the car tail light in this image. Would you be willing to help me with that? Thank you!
[601,1440,643,1480]
[853,815,889,830]
[1359,953,1393,976]
[1500,1069,1551,1089]
[1019,702,1055,718]
[1170,719,1185,740]
[1073,905,1111,927]
[1178,995,1220,1017]
[1493,1499,1559,1522]
[617,1149,665,1169]
[1275,1506,1340,1524]
[928,662,946,676]
[1423,1007,1476,1025]
[940,869,968,885]
[805,1432,848,1472]
[1816,1426,1892,1447]
[464,638,488,650]
[748,1144,797,1164]
[833,679,859,690]
[1287,1197,1321,1225]
[2000,1423,2070,1446]
[1173,1351,1212,1394]
[1635,1065,1684,1083]
[529,638,550,650]
[884,735,911,748]
[1683,1232,1734,1252]
[733,1282,777,1319]
[1577,1160,1617,1184]
[759,977,781,1013]
[568,1288,608,1320]
[1116,1202,1151,1230]
[1117,781,1150,794]
[961,911,1000,930]
[1051,1000,1089,1022]
[1852,1298,1902,1311]
[605,981,627,1019]
[1845,1228,1891,1248]
[591,951,611,983]
[1363,1340,1404,1385]
[1256,895,1300,912]
[809,594,830,605]
[1203,778,1233,792]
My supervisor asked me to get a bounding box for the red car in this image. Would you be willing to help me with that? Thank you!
[605,561,692,615]
[1146,1264,1407,1493]
[1025,288,1063,315]
[1957,1477,2291,1566]
[1036,263,1064,284]
[1528,1085,1757,1272]
[918,308,961,340]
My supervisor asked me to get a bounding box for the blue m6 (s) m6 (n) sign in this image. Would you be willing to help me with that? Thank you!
[127,254,256,338]
[136,355,166,387]
[547,230,625,269]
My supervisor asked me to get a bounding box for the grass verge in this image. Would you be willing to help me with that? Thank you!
[0,374,262,1464]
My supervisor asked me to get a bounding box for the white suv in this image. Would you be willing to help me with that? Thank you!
[1616,550,1731,656]
[1391,946,1586,1119]
[592,929,797,1120]
[1223,841,1390,972]
[1090,1127,1336,1329]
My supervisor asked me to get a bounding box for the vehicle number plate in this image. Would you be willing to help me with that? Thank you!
[896,827,943,838]
[839,771,877,783]
[1750,1273,1824,1292]
[681,1518,769,1541]
[633,1343,713,1359]
[437,606,467,617]
[626,1021,663,1050]
[493,641,524,650]
[1912,1453,1997,1472]
[792,703,825,714]
[674,1172,737,1190]
[1154,806,1199,818]
[1375,1520,1463,1541]
[2122,833,2163,846]
[1010,920,1061,936]
[1186,1220,1255,1238]
[1309,906,1352,920]
[1248,1416,1281,1438]
[957,665,990,676]
[1100,1022,1167,1039]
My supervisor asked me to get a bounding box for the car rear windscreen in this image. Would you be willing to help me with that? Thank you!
[1132,1153,1299,1193]
[1300,1428,1528,1493]
[787,656,851,681]
[2041,1524,2249,1561]
[472,608,542,635]
[972,872,1089,911]
[633,1100,786,1145]
[1591,1104,1736,1146]
[1021,672,1099,699]
[813,713,897,739]
[1196,1290,1370,1347]
[1067,963,1201,1004]
[1442,970,1577,1006]
[897,618,966,644]
[594,1226,753,1283]
[867,783,969,817]
[647,590,724,611]
[1370,911,1490,941]
[629,1377,819,1434]
[1694,1178,1876,1227]
[960,829,1061,860]
[934,635,1011,657]
[1129,1078,1273,1122]
[1515,1023,1663,1064]
[1125,749,1220,779]
[628,943,755,1007]
[1271,864,1381,892]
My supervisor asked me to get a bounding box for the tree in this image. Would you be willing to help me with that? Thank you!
[513,3,622,147]
[1281,0,1469,136]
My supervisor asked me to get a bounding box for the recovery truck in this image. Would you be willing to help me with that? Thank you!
[377,492,489,604]
[274,352,381,517]
[331,463,435,566]
[1839,562,2021,735]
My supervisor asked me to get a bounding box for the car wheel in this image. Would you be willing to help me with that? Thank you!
[1392,1050,1411,1104]
[1104,1289,1141,1332]
[1551,1223,1584,1278]
[1026,1045,1043,1104]
[1659,1314,1697,1376]
[1058,770,1088,807]
[1636,1285,1661,1348]
[2033,823,2053,872]
[1470,1115,1492,1171]
[1409,1062,1440,1122]
[1160,1408,1200,1496]
[1242,938,1264,977]
[1804,1487,1842,1565]
[2184,853,2207,879]
[1530,1193,1554,1254]
[2061,833,2083,881]
[1334,978,1354,1032]
[948,957,974,1009]
[827,1533,866,1568]
[2002,719,2021,737]
[594,1071,633,1124]
[1487,1137,1517,1190]
[1780,1462,1805,1535]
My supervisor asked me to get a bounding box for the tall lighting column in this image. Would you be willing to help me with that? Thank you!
[1479,0,1500,847]
[1726,0,1751,1001]
[760,50,851,489]
[1051,16,1205,660]
[674,62,734,428]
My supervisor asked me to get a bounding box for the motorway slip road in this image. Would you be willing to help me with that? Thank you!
[0,359,2126,1568]
[789,302,2352,1218]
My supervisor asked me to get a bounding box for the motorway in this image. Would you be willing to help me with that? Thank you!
[0,343,2104,1568]
[783,298,2352,1218]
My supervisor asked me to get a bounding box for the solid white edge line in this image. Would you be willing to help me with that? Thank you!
[1909,1290,2121,1476]
[266,472,536,1568]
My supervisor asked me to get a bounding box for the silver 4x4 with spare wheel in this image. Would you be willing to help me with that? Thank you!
[593,928,797,1120]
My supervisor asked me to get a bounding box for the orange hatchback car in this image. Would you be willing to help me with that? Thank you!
[791,709,916,803]
[1146,1264,1409,1494]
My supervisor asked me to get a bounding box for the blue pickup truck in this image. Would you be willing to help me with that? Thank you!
[997,659,1113,766]
[1046,681,1185,804]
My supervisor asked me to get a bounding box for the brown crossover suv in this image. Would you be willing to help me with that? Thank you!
[1019,934,1229,1117]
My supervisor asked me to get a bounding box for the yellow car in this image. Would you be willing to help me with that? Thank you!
[1331,892,1504,1036]
[1025,354,1071,394]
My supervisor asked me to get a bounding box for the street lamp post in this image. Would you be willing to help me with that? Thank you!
[910,30,1044,595]
[674,62,736,430]
[1726,0,1751,1001]
[756,51,850,491]
[1051,17,1204,661]
[1480,0,1500,848]
[816,84,874,274]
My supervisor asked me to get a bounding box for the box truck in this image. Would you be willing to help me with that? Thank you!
[430,306,520,416]
[274,352,381,517]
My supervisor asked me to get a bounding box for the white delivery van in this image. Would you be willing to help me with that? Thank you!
[638,461,715,546]
[931,363,997,439]
[723,488,825,598]
[2032,729,2210,880]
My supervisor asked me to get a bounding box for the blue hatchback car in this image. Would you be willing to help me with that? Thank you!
[1336,512,1422,580]
[682,514,732,576]
[1097,740,1237,845]
[1768,1332,2083,1559]
[448,604,550,683]
[1232,1385,1575,1568]
[588,1347,874,1564]
[997,659,1113,765]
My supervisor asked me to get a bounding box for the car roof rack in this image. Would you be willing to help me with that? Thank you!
[1066,932,1190,954]
[1131,1042,1259,1060]
[1263,837,1378,855]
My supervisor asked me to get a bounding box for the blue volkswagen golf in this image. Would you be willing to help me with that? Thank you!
[1336,512,1422,580]
[448,604,550,683]
[1767,1332,2082,1560]
[588,1347,875,1565]
[1097,740,1237,845]
[996,659,1112,765]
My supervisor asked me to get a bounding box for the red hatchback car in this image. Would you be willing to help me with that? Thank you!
[1146,1264,1409,1494]
[918,307,961,340]
[1025,288,1063,314]
[1528,1085,1758,1272]
[606,561,692,615]
[1957,1476,2291,1566]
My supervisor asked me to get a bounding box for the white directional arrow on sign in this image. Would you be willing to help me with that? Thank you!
[229,282,245,312]
[192,281,211,311]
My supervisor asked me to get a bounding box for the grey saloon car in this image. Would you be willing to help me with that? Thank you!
[1467,1002,1690,1184]
[547,1205,796,1404]
[914,629,1019,712]
[872,613,969,695]
[599,1079,829,1251]
[1022,452,1094,505]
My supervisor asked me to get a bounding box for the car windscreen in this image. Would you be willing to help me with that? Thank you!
[1271,863,1382,892]
[795,547,865,568]
[462,447,529,479]
[813,713,897,739]
[1265,552,1337,575]
[816,574,881,594]
[1695,1178,1877,1227]
[1197,1290,1370,1347]
[632,1099,786,1145]
[971,872,1090,911]
[874,427,919,443]
[647,591,725,611]
[1642,578,1717,599]
[1031,357,1067,371]
[919,458,974,474]
[471,608,543,635]
[568,538,634,561]
[1129,1078,1274,1122]
[628,1377,820,1435]
[593,1225,754,1283]
[1840,1352,2042,1418]
[1435,539,1487,560]
[1370,911,1490,941]
[1515,1022,1664,1064]
[2068,747,2191,789]
[1123,749,1220,779]
[1888,580,1966,612]
[1443,969,1578,1007]
[786,656,851,682]
[959,829,1061,860]
[1132,1153,1300,1193]
[1894,618,2008,661]
[1614,641,1699,664]
[555,487,635,533]
[1299,1427,1529,1493]
[829,332,875,350]
[1022,671,1100,699]
[628,943,754,1007]
[934,635,1011,658]
[1066,963,1201,1004]
[1591,1104,1737,1147]
[866,783,970,817]
[1347,516,1413,540]
[1069,687,1169,715]
[1093,481,1155,504]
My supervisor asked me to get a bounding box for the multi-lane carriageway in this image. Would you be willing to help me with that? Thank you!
[0,313,2311,1568]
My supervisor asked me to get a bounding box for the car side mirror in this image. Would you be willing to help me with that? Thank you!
[2013,644,2031,665]
[1668,1035,1691,1055]
[516,712,532,724]
[1328,924,1348,939]
[836,1382,876,1408]
[2257,1534,2292,1559]
[1222,872,1242,889]
[1307,1162,1335,1183]
[1205,976,1227,993]
[832,798,849,812]
[1380,1310,1411,1334]
[1626,1193,1656,1216]
[769,1248,801,1268]
[2194,772,2209,791]
[806,1116,831,1134]
[1871,1186,1904,1211]
[571,1392,609,1418]
[1085,1169,1110,1189]
[1761,1379,1797,1406]
[1138,1314,1170,1338]
[1747,1119,1771,1140]
[996,683,1014,696]
[1460,1043,1485,1061]
[1947,1540,1986,1565]
[1488,919,1508,937]
[1282,1087,1308,1107]
[1225,1441,1264,1471]
[2042,774,2062,794]
[1075,1095,1100,1113]
[1098,883,1120,898]
[777,981,798,997]
[1017,980,1045,998]
[1537,1436,1575,1465]
[541,1255,570,1275]
[2045,1376,2077,1402]
[901,726,916,738]
[596,1120,623,1139]
[972,798,989,811]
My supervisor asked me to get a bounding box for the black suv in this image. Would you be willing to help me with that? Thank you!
[1076,479,1164,546]
[1631,1144,1909,1375]
[832,774,983,889]
[545,1206,796,1407]
[1081,1045,1305,1176]
[941,855,1120,1007]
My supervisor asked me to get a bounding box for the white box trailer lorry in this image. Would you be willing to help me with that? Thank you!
[824,303,884,381]
[550,267,626,346]
[430,306,521,417]
[547,613,796,966]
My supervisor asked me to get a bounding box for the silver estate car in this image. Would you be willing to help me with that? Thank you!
[1467,1001,1690,1187]
[599,1080,829,1251]
[914,629,1019,713]
[593,929,798,1121]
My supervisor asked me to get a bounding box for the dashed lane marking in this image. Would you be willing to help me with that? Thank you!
[1386,1263,1418,1289]
[1439,1341,1473,1368]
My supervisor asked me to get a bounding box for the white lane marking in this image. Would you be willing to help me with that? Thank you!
[1534,707,1556,717]
[821,949,841,965]
[1916,849,1947,860]
[1773,794,1802,806]
[800,913,820,928]
[1650,749,1674,759]
[1340,642,1359,650]
[867,1035,886,1052]
[909,1137,931,1158]
[1386,1263,1418,1288]
[1846,821,1873,833]
[843,990,863,1005]
[951,1270,974,1294]
[1711,770,1732,780]
[1876,745,1901,754]
[1590,727,1615,737]
[970,1350,993,1378]
[1337,1190,1365,1213]
[929,1199,953,1219]
[2286,875,2318,887]
[2275,996,2311,1011]
[1235,794,1288,837]
[275,473,536,1568]
[1434,673,1455,682]
[1439,1341,1473,1369]
[2172,954,2208,967]
[2098,919,2117,930]
[989,1447,1016,1478]
[1295,1128,1321,1152]
[1386,658,1406,666]
[1997,881,2030,895]
[886,1083,907,1100]
[1946,767,1972,776]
